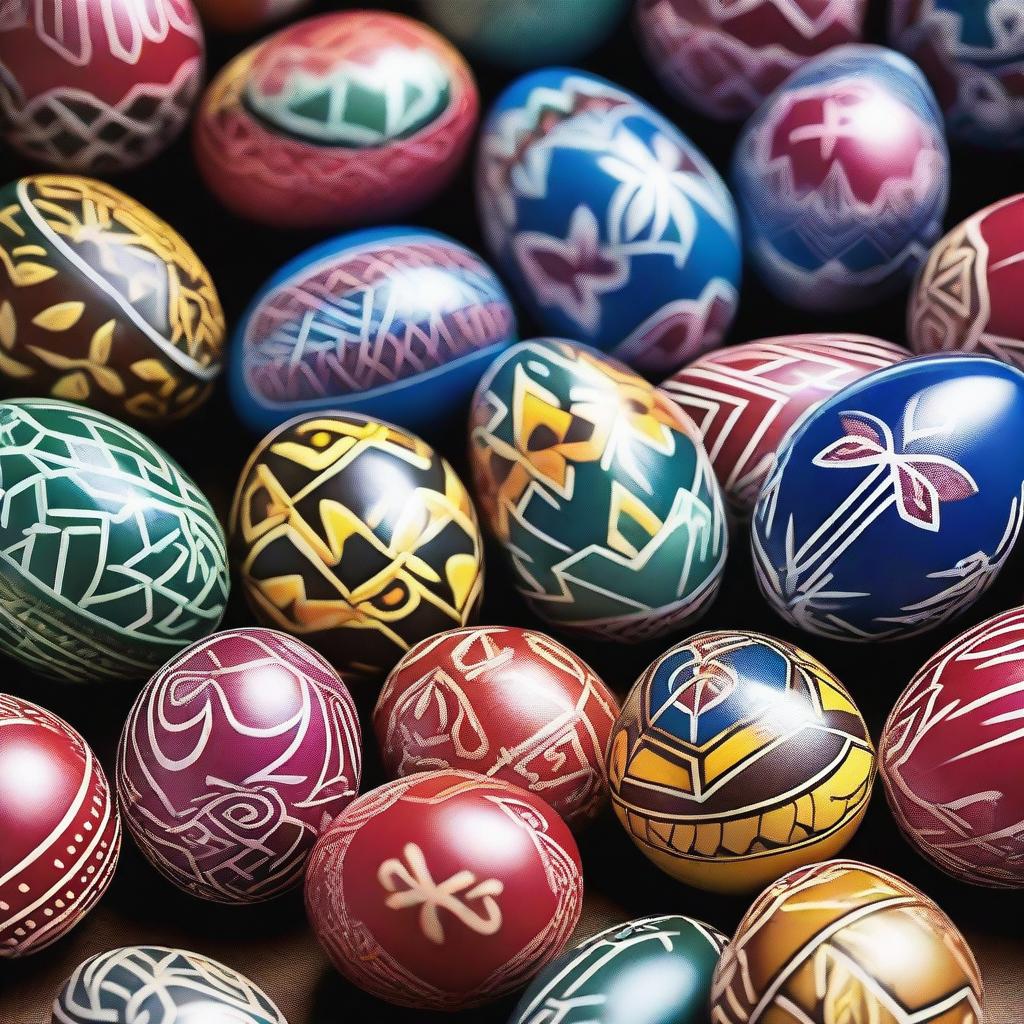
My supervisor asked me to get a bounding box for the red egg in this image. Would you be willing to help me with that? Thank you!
[0,694,120,958]
[373,626,620,827]
[304,770,584,1010]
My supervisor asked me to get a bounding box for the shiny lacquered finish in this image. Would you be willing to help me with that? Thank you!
[117,628,361,904]
[374,625,620,826]
[732,44,949,311]
[881,607,1024,888]
[194,11,478,228]
[752,355,1024,641]
[709,860,984,1023]
[607,631,875,893]
[304,770,584,1010]
[0,695,120,958]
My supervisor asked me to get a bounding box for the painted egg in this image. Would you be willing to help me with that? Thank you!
[230,227,516,434]
[636,0,868,121]
[751,355,1024,641]
[881,607,1024,888]
[0,399,229,682]
[193,0,309,33]
[117,628,361,904]
[0,694,120,958]
[732,44,949,311]
[709,860,984,1023]
[53,946,286,1023]
[607,630,875,893]
[0,175,225,423]
[193,11,478,229]
[661,334,910,514]
[469,339,727,642]
[510,914,727,1024]
[373,625,620,827]
[229,412,484,680]
[304,770,584,1010]
[0,0,204,172]
[476,68,741,375]
[909,194,1024,370]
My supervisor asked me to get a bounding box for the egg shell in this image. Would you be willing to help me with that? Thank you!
[636,0,868,121]
[732,43,949,311]
[0,175,225,423]
[305,770,583,1010]
[373,625,620,826]
[607,630,875,893]
[0,398,229,682]
[469,339,728,641]
[193,11,479,229]
[193,0,309,32]
[661,334,910,513]
[0,0,203,172]
[476,68,741,375]
[117,628,361,904]
[709,860,984,1023]
[752,354,1024,641]
[230,226,516,434]
[0,694,120,958]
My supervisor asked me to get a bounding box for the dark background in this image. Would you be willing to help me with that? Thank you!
[2,0,1023,1020]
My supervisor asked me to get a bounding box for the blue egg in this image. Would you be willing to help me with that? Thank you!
[229,226,517,433]
[476,67,742,376]
[752,355,1024,641]
[732,44,949,312]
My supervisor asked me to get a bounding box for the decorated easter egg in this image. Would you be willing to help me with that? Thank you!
[881,606,1024,888]
[230,412,483,680]
[0,399,229,682]
[476,68,741,374]
[636,0,868,121]
[607,630,875,893]
[661,334,910,513]
[117,628,361,904]
[52,946,286,1023]
[0,0,204,172]
[752,355,1024,641]
[732,44,949,311]
[469,340,727,642]
[0,694,120,958]
[194,11,478,229]
[709,860,984,1023]
[510,914,727,1024]
[304,770,584,1010]
[0,175,225,423]
[230,227,516,434]
[373,625,620,826]
[193,0,309,33]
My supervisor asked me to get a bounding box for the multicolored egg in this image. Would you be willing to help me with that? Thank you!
[636,0,868,120]
[476,68,741,374]
[0,398,229,682]
[230,412,484,680]
[373,625,619,827]
[732,44,949,311]
[0,694,120,958]
[607,630,875,893]
[193,0,309,33]
[661,334,910,513]
[709,860,984,1023]
[0,0,204,172]
[194,11,478,229]
[304,770,584,1010]
[752,355,1024,641]
[469,340,727,642]
[0,175,225,423]
[881,607,1024,888]
[230,227,516,434]
[117,628,361,904]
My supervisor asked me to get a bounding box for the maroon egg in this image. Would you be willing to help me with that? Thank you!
[305,770,583,1010]
[116,627,361,904]
[0,694,120,958]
